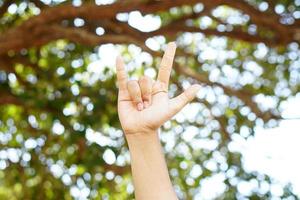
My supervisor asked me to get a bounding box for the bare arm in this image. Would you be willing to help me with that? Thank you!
[116,42,200,200]
[126,132,177,200]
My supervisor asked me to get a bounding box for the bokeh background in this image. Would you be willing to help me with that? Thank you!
[0,0,300,199]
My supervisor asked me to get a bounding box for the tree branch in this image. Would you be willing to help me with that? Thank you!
[0,0,12,18]
[150,24,282,46]
[0,88,129,175]
[0,0,298,54]
[0,25,155,55]
[173,63,279,122]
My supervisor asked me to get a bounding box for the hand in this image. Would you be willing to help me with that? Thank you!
[116,42,200,135]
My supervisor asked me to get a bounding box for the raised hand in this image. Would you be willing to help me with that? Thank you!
[116,42,200,135]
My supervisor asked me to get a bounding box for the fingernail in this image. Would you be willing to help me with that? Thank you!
[137,102,143,111]
[144,101,149,108]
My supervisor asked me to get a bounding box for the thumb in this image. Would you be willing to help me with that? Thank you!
[168,84,201,117]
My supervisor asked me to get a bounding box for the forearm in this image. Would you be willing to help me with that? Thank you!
[117,42,198,199]
[126,131,178,200]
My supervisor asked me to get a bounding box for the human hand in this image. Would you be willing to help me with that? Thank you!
[116,42,200,135]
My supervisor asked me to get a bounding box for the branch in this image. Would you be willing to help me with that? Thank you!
[0,0,12,18]
[150,24,282,46]
[0,91,21,105]
[31,0,47,9]
[0,0,298,54]
[0,25,155,55]
[103,164,130,175]
[173,63,279,122]
[174,79,231,142]
[0,88,130,175]
[0,55,14,72]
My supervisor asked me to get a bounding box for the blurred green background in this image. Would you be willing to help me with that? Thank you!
[0,0,300,199]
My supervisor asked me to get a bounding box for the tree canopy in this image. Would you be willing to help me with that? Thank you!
[0,0,300,199]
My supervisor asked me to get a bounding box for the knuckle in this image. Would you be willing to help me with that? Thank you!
[118,73,127,80]
[160,62,170,69]
[143,89,151,96]
[138,77,147,84]
[139,77,152,94]
[159,81,168,90]
[181,92,190,102]
[127,80,138,87]
[152,81,167,93]
[139,75,151,84]
[163,54,174,61]
[161,56,173,66]
[152,82,160,91]
[127,82,141,95]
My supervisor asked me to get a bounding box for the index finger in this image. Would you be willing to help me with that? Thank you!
[116,56,128,91]
[157,42,177,87]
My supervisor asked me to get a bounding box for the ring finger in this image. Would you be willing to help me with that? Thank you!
[138,76,153,108]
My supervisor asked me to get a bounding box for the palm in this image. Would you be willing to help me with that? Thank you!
[118,88,170,133]
[116,42,200,134]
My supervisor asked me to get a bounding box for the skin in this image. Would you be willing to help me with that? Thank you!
[116,42,200,200]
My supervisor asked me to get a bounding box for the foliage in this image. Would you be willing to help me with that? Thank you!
[0,0,300,199]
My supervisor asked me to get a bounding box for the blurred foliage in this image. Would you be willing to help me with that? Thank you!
[0,0,300,200]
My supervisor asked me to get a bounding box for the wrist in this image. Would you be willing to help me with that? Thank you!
[123,128,158,136]
[125,129,159,147]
